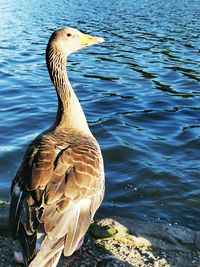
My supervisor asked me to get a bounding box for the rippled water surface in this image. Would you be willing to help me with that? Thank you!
[0,0,200,230]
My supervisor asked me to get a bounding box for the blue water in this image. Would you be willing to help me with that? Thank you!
[0,0,200,230]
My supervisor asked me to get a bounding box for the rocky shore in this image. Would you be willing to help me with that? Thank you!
[0,201,199,267]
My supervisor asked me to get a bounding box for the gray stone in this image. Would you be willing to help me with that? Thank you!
[1,202,200,253]
[0,201,9,231]
[97,217,200,252]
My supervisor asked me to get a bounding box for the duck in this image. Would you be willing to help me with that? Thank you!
[9,27,105,267]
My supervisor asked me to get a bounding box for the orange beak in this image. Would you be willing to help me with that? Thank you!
[81,34,104,47]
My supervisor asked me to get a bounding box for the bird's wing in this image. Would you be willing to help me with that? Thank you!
[9,134,104,265]
[43,141,104,257]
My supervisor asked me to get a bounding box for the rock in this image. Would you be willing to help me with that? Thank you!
[90,223,118,239]
[89,218,200,266]
[0,201,9,231]
[91,219,151,249]
[0,214,200,266]
[108,216,200,252]
[195,231,200,247]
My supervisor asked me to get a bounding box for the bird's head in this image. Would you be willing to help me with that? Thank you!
[48,27,104,56]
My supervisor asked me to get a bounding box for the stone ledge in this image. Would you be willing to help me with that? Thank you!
[1,202,200,251]
[0,201,9,231]
[95,217,200,252]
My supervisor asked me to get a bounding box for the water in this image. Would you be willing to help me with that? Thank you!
[0,0,200,230]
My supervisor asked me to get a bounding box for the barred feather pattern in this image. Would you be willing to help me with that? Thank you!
[11,128,104,266]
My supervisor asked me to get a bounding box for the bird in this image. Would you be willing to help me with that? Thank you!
[9,27,105,267]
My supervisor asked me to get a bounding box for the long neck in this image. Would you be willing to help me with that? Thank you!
[46,44,90,133]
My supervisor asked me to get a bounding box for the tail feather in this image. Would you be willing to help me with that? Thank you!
[9,184,39,266]
[44,198,92,257]
[18,223,37,266]
[9,184,24,239]
[64,199,91,256]
[29,236,64,267]
[10,185,101,266]
[43,250,62,267]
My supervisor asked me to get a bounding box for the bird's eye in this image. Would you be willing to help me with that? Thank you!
[66,33,72,37]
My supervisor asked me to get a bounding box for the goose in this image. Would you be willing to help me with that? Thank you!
[9,27,105,267]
